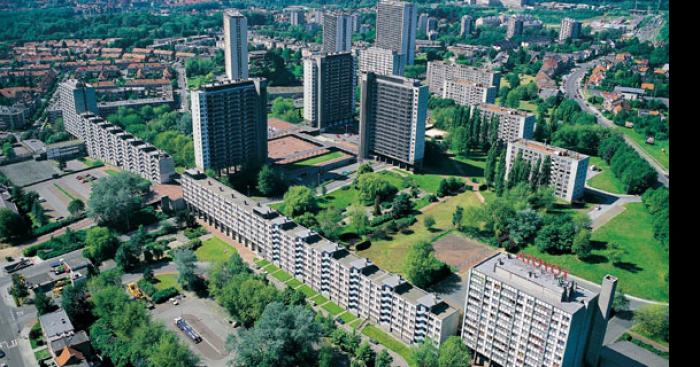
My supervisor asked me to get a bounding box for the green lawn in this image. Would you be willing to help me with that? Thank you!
[616,126,669,171]
[310,293,329,305]
[587,157,626,194]
[518,100,538,113]
[187,74,215,90]
[338,311,359,324]
[362,325,415,367]
[194,236,235,263]
[522,202,668,301]
[298,284,317,297]
[104,169,120,176]
[34,348,51,362]
[154,273,181,291]
[322,300,345,316]
[271,269,292,282]
[78,157,103,167]
[254,258,270,267]
[358,191,483,276]
[349,318,363,329]
[286,278,302,288]
[263,263,281,274]
[292,151,345,166]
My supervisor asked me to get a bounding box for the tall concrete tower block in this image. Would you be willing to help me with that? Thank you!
[585,275,618,367]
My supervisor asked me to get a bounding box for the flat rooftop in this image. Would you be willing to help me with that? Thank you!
[478,103,531,118]
[474,253,598,314]
[513,139,588,161]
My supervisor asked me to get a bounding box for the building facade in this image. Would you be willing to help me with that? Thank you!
[462,253,616,367]
[0,105,28,130]
[359,72,427,170]
[46,140,86,161]
[460,15,474,37]
[191,79,268,172]
[79,113,175,183]
[505,139,589,202]
[58,79,98,139]
[375,0,417,65]
[559,18,582,42]
[181,170,461,346]
[358,46,404,77]
[506,16,524,39]
[426,61,501,96]
[224,10,249,81]
[442,80,497,106]
[303,52,355,130]
[323,13,353,53]
[475,103,535,143]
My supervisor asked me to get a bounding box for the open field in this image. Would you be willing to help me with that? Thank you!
[432,233,498,274]
[357,191,483,276]
[616,126,669,171]
[154,273,181,291]
[522,202,668,301]
[587,156,627,194]
[195,235,235,263]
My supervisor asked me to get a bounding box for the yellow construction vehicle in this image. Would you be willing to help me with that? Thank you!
[127,282,144,299]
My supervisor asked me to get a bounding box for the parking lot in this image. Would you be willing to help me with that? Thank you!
[24,166,111,219]
[150,293,235,367]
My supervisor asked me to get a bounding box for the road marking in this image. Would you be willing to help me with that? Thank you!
[0,339,18,348]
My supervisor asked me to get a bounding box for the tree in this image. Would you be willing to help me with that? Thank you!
[484,144,500,186]
[506,210,541,251]
[539,156,552,187]
[438,336,471,367]
[375,350,393,367]
[494,150,507,196]
[535,214,577,254]
[357,173,398,205]
[317,206,343,240]
[634,305,669,342]
[424,215,436,231]
[115,236,142,271]
[30,201,48,227]
[149,332,200,367]
[218,275,280,328]
[608,242,626,266]
[282,185,318,217]
[318,346,335,367]
[405,241,448,289]
[452,206,464,230]
[352,341,376,367]
[412,339,439,367]
[348,204,369,236]
[572,229,592,259]
[230,302,322,367]
[257,165,286,197]
[83,226,120,265]
[67,198,86,217]
[391,193,413,219]
[173,248,197,290]
[0,208,29,243]
[61,283,94,330]
[34,290,55,315]
[612,287,630,315]
[88,172,151,230]
[357,163,374,175]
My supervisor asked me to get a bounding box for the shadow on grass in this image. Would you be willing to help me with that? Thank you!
[580,254,608,264]
[614,261,643,273]
[420,152,485,177]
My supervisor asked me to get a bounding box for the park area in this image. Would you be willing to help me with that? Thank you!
[587,156,627,194]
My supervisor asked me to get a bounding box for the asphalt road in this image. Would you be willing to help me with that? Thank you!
[563,59,669,187]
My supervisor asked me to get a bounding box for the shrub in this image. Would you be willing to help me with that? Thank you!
[137,278,157,298]
[151,287,179,303]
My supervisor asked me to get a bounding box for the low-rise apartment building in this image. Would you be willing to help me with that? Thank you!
[462,252,616,367]
[79,113,175,183]
[426,61,501,96]
[181,170,461,346]
[442,80,497,106]
[505,139,589,202]
[475,103,535,143]
[357,46,404,77]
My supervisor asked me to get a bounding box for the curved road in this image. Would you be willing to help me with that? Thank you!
[563,58,669,187]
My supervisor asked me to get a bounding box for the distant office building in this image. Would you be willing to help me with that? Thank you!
[418,13,429,34]
[474,103,535,143]
[375,0,417,65]
[475,15,501,28]
[460,15,474,37]
[506,16,524,39]
[507,16,524,39]
[191,79,268,172]
[303,52,355,130]
[350,14,361,32]
[359,72,427,170]
[506,139,589,202]
[79,113,175,183]
[288,9,305,26]
[442,80,496,106]
[559,17,582,42]
[223,9,249,80]
[0,105,28,130]
[46,140,86,161]
[58,79,98,139]
[427,17,438,32]
[323,13,353,53]
[463,252,616,367]
[358,46,404,77]
[427,61,501,95]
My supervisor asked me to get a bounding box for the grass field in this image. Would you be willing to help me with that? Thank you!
[338,311,359,324]
[310,293,329,306]
[34,348,51,362]
[362,325,414,366]
[322,300,345,316]
[616,127,669,171]
[271,269,293,282]
[587,157,627,194]
[297,284,317,297]
[78,157,103,167]
[292,151,345,166]
[357,191,483,276]
[104,169,120,176]
[522,202,668,301]
[154,273,181,291]
[195,236,235,263]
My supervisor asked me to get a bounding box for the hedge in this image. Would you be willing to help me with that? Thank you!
[151,287,179,304]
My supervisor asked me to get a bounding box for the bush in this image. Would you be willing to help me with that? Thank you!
[151,287,179,304]
[24,229,87,259]
[369,214,392,227]
[183,226,207,240]
[137,278,157,298]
